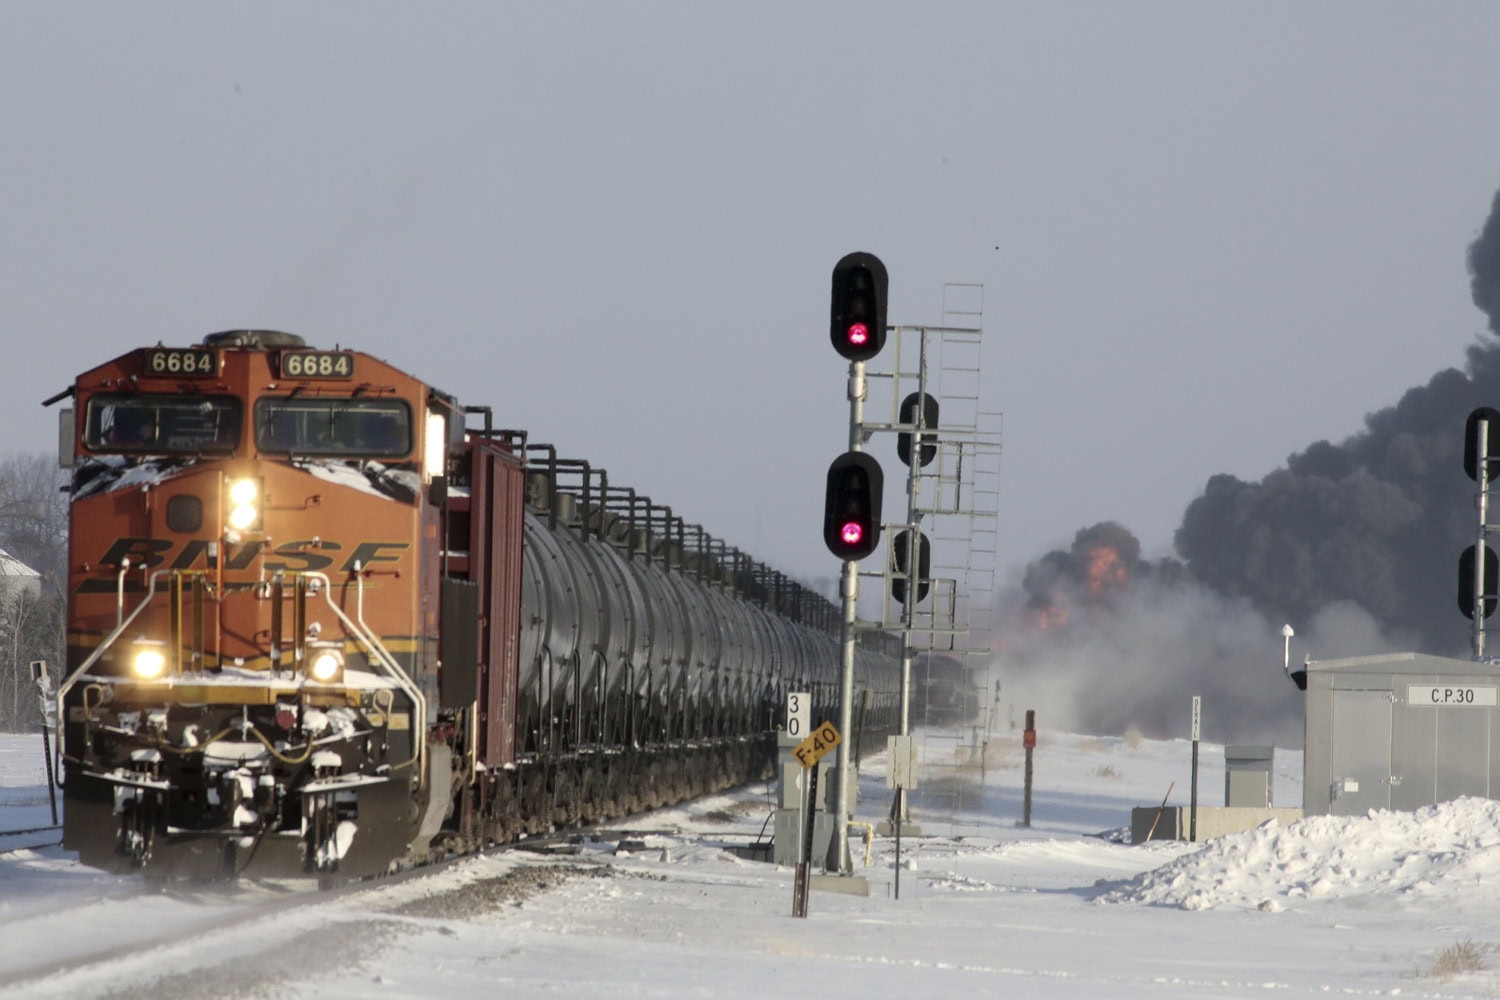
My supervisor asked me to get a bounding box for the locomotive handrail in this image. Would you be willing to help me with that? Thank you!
[305,569,428,790]
[56,569,167,728]
[55,567,172,772]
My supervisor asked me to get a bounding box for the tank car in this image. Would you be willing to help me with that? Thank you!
[47,331,900,881]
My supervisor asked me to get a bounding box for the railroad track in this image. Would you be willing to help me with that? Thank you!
[0,854,448,995]
[0,829,615,997]
[0,778,768,998]
[0,822,63,855]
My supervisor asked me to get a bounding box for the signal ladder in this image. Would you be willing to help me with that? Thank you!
[865,282,1002,835]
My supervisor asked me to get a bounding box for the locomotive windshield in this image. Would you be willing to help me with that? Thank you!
[256,397,412,458]
[84,394,242,454]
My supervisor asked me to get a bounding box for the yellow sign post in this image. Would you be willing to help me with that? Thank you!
[792,722,842,918]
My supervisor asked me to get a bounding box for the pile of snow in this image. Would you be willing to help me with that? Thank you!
[1103,796,1500,911]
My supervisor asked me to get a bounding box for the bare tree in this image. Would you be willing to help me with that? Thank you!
[0,452,68,588]
[0,587,65,731]
[0,453,68,731]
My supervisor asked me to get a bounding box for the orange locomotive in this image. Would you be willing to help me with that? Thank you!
[48,330,900,881]
[52,331,450,878]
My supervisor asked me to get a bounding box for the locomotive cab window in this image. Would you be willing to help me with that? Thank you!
[84,394,242,454]
[256,398,412,458]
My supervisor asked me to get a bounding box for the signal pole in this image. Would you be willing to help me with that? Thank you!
[893,340,936,828]
[830,358,866,873]
[1477,413,1488,660]
[1463,407,1500,655]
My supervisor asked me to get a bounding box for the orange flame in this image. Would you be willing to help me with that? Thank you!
[1085,545,1128,596]
[1028,603,1071,631]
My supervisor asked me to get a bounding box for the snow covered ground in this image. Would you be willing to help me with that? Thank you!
[5,726,1500,998]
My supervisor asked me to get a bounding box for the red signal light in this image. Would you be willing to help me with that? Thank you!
[830,253,888,362]
[823,451,883,560]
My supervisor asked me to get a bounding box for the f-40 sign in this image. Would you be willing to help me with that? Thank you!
[792,721,841,769]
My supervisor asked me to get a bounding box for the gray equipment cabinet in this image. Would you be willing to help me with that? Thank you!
[1224,746,1274,808]
[1302,652,1500,816]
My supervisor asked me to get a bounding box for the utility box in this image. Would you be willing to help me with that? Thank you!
[772,732,855,868]
[1301,652,1500,816]
[1224,745,1273,807]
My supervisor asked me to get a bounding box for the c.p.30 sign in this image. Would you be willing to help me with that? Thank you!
[1407,685,1498,707]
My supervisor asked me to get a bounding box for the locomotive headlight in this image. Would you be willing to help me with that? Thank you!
[227,478,260,531]
[307,645,345,684]
[131,642,168,680]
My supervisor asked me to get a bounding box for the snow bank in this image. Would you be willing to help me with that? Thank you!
[1102,796,1500,911]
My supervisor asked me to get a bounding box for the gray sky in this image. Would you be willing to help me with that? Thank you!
[5,2,1500,591]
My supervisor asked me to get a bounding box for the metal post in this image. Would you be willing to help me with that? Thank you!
[793,763,819,917]
[898,641,913,750]
[830,559,857,873]
[32,662,58,824]
[829,359,866,875]
[893,789,903,899]
[894,331,929,823]
[1477,416,1490,660]
[1189,695,1201,843]
[1021,708,1035,828]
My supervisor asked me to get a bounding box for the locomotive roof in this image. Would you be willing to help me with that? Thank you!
[201,330,308,349]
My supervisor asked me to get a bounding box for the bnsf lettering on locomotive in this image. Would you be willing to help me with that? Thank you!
[93,537,385,576]
[263,541,340,574]
[98,537,173,569]
[341,541,409,572]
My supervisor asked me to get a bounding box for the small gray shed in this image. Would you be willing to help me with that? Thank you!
[1301,651,1500,816]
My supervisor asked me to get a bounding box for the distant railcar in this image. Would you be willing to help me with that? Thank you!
[47,331,900,880]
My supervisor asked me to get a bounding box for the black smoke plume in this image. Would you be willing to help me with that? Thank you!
[1470,186,1500,336]
[995,186,1500,745]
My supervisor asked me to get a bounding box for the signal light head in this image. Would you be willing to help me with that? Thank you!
[896,391,941,468]
[891,528,932,606]
[823,451,883,561]
[830,252,889,363]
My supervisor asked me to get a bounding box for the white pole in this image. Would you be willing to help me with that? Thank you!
[829,360,866,874]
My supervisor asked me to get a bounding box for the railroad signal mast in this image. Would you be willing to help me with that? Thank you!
[820,252,1000,875]
[822,251,890,874]
[1463,406,1500,658]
